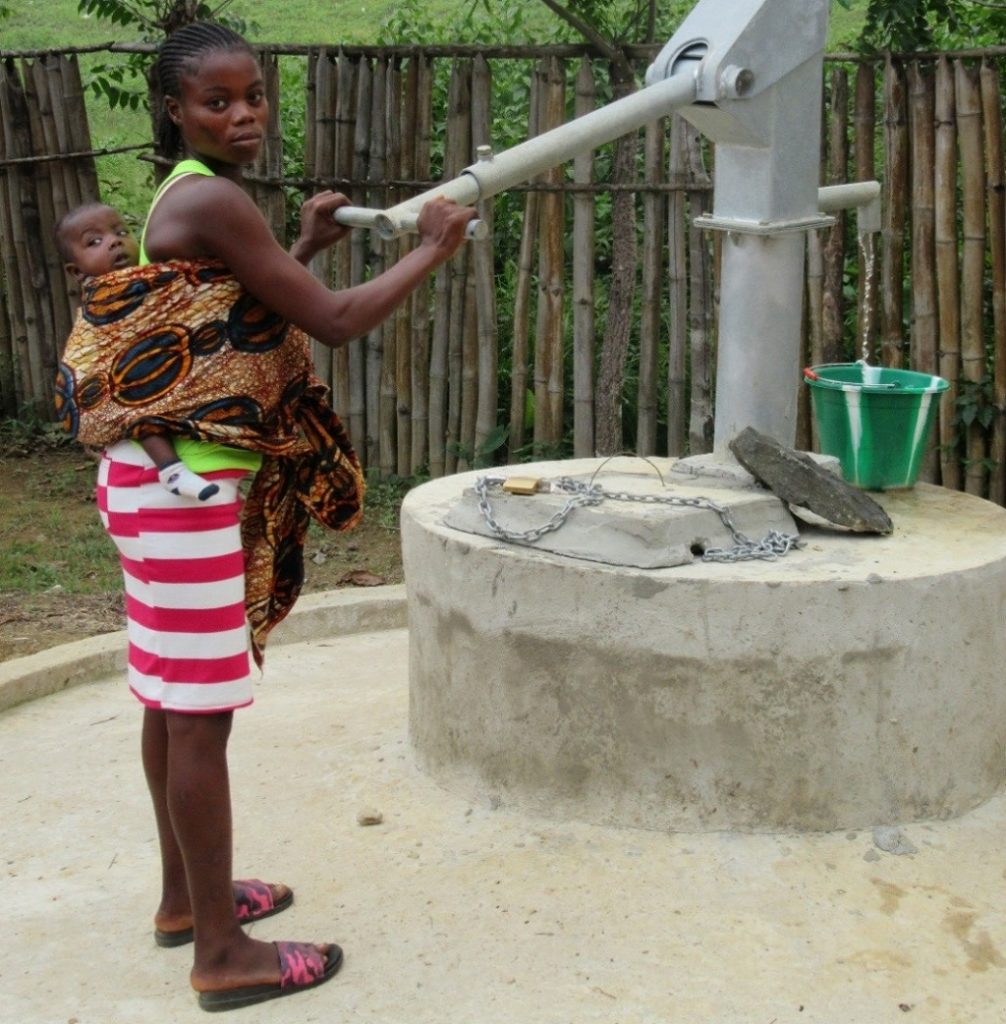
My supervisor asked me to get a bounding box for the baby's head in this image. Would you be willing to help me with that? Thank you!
[56,202,139,281]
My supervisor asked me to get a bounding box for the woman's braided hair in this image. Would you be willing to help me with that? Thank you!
[152,21,256,158]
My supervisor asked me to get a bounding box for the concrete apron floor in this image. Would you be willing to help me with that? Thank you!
[1,588,1005,1024]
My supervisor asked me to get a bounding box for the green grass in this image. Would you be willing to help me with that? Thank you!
[0,442,122,595]
[0,535,118,593]
[1,0,419,49]
[828,0,868,51]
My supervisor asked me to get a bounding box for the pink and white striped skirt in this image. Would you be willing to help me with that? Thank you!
[97,441,254,713]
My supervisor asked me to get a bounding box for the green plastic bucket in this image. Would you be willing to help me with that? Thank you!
[804,362,949,490]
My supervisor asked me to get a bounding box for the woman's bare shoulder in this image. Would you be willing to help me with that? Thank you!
[145,174,275,262]
[156,173,257,220]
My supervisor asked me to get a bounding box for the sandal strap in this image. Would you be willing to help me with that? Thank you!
[276,941,328,989]
[234,878,276,921]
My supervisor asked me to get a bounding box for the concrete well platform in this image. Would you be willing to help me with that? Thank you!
[403,459,1006,832]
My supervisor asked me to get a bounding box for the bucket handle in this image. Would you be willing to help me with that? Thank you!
[803,367,820,381]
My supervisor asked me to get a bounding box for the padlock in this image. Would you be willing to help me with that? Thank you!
[501,476,542,496]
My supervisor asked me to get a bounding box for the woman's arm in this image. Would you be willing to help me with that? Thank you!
[142,176,474,348]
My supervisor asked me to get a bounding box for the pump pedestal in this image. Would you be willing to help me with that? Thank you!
[403,459,1006,832]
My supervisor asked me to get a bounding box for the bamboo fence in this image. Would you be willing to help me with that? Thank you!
[2,44,1006,506]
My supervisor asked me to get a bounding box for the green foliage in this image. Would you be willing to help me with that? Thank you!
[75,0,255,115]
[536,0,695,46]
[937,371,1000,479]
[362,472,426,529]
[77,2,152,115]
[86,58,149,110]
[0,416,75,458]
[955,374,998,432]
[276,57,308,236]
[379,0,568,45]
[447,423,510,468]
[835,0,1006,52]
[78,0,156,30]
[76,0,249,35]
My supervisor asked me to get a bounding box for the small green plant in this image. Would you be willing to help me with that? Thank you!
[446,423,510,469]
[942,373,1000,474]
[955,374,998,433]
[0,415,75,457]
[363,472,426,530]
[511,436,572,463]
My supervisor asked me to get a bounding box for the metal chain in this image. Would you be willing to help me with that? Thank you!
[474,475,800,562]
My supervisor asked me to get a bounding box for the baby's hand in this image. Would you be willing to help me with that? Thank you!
[416,197,477,259]
[293,191,352,262]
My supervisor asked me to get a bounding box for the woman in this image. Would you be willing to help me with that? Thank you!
[80,20,473,1012]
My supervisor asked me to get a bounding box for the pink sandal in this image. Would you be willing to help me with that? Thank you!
[154,878,294,947]
[197,940,343,1011]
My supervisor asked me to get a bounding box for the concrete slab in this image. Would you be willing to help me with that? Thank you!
[1,589,1005,1022]
[442,458,799,568]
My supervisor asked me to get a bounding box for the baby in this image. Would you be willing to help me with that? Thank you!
[56,202,219,501]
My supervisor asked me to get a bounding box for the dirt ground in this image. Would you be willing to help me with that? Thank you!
[0,444,405,662]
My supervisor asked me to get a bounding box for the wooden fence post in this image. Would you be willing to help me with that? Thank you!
[506,59,541,464]
[956,59,988,497]
[822,66,848,364]
[665,113,688,457]
[572,58,596,459]
[410,54,433,476]
[471,54,499,467]
[685,122,713,455]
[533,56,566,453]
[981,60,1006,505]
[854,62,878,363]
[637,115,665,457]
[935,56,962,491]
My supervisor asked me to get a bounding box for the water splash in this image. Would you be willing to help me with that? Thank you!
[858,231,878,364]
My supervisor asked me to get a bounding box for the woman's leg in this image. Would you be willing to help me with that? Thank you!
[164,710,332,991]
[145,706,293,940]
[162,710,245,962]
[142,707,191,930]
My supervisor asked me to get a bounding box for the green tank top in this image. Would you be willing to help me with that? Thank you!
[138,159,262,474]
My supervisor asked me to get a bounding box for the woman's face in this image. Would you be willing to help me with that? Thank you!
[167,49,268,173]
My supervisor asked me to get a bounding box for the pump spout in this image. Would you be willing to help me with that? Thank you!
[818,181,882,236]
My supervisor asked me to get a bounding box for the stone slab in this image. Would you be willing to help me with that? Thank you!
[443,464,799,568]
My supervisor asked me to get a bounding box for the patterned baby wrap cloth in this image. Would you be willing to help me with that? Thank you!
[55,259,365,666]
